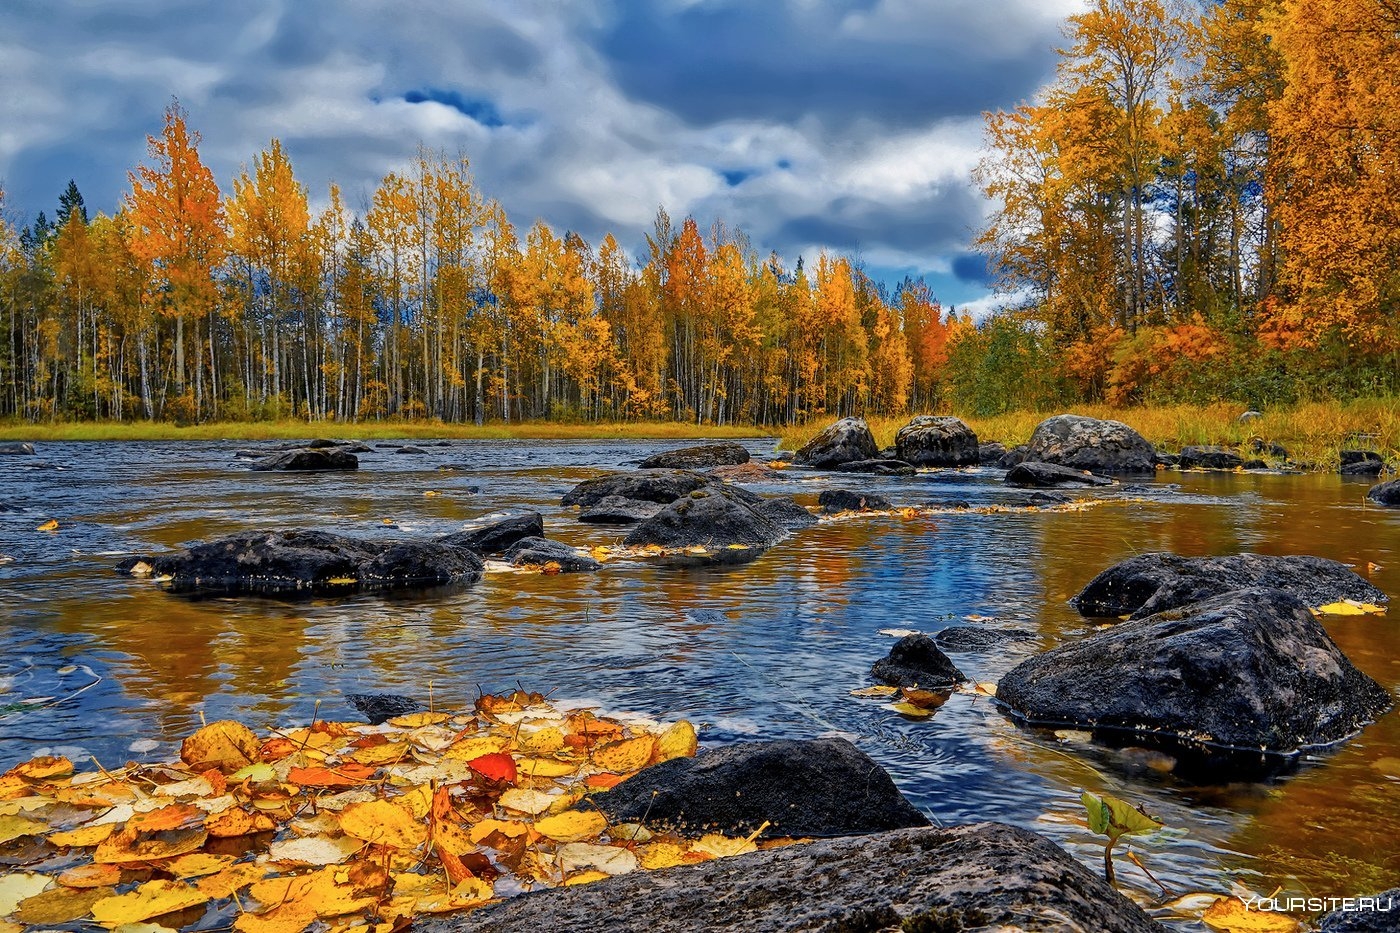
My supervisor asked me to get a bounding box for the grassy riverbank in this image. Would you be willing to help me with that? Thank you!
[0,420,768,443]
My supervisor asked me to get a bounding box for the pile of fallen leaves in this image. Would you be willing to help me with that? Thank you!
[0,692,790,933]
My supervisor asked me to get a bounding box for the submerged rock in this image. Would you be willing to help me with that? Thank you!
[561,469,722,508]
[794,417,879,468]
[872,634,966,688]
[895,415,979,467]
[0,442,35,455]
[1072,552,1387,619]
[1024,414,1156,474]
[345,693,422,725]
[439,513,544,554]
[639,442,750,470]
[754,496,818,529]
[249,448,359,471]
[833,458,916,476]
[503,537,601,572]
[1179,445,1244,470]
[622,487,785,551]
[416,822,1161,933]
[1005,461,1113,488]
[395,445,427,455]
[1368,479,1400,507]
[998,588,1392,753]
[593,737,928,837]
[818,489,893,513]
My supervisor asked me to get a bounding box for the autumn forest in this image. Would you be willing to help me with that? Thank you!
[1,0,1396,427]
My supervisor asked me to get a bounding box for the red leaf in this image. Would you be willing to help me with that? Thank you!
[466,753,517,784]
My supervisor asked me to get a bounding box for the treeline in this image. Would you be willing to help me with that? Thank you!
[972,0,1400,412]
[0,110,963,426]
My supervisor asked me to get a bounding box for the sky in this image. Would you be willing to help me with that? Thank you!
[0,0,1081,314]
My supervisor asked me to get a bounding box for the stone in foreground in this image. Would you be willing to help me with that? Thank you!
[895,414,980,467]
[1025,414,1157,474]
[639,442,750,470]
[503,537,601,572]
[593,737,928,837]
[1368,479,1400,506]
[817,488,893,513]
[1005,461,1114,488]
[561,469,722,508]
[998,588,1392,754]
[415,823,1163,933]
[794,417,878,468]
[622,487,784,550]
[1318,888,1400,932]
[1073,552,1387,619]
[249,448,359,471]
[872,634,966,687]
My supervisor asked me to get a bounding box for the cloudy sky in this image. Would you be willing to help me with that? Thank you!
[0,0,1080,312]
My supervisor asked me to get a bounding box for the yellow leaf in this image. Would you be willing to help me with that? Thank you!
[0,874,51,917]
[161,852,235,879]
[348,742,412,766]
[386,712,449,728]
[90,880,209,926]
[886,702,936,718]
[0,815,47,843]
[57,864,124,889]
[637,841,689,870]
[6,755,73,781]
[194,863,266,899]
[442,736,506,761]
[37,519,59,532]
[556,841,638,875]
[515,757,578,778]
[95,827,208,864]
[204,807,276,838]
[593,734,657,773]
[1313,600,1386,616]
[563,870,610,886]
[849,686,899,698]
[657,720,698,762]
[497,787,560,816]
[534,809,607,843]
[691,833,758,858]
[1201,896,1300,932]
[518,726,565,754]
[468,818,529,844]
[339,800,426,850]
[181,721,260,774]
[15,885,114,925]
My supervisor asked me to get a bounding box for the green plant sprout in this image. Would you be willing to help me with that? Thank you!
[1081,791,1163,886]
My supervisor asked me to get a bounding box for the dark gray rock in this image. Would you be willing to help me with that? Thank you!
[346,693,423,725]
[1025,414,1157,474]
[1021,491,1072,505]
[1179,445,1244,470]
[233,448,266,459]
[706,461,785,483]
[439,513,544,554]
[1243,459,1268,470]
[794,417,879,468]
[593,737,929,837]
[936,627,1037,652]
[1318,889,1400,931]
[395,445,427,454]
[832,458,916,476]
[0,442,35,455]
[1005,461,1114,488]
[562,469,728,508]
[503,537,601,572]
[416,822,1162,933]
[998,588,1392,753]
[1368,480,1400,507]
[872,634,966,688]
[1072,552,1387,619]
[997,444,1030,468]
[894,415,979,467]
[1155,452,1180,468]
[639,442,751,470]
[978,441,1007,465]
[577,496,665,524]
[305,439,339,449]
[339,442,372,454]
[1249,438,1288,458]
[358,541,483,588]
[818,489,893,513]
[754,496,818,529]
[119,530,363,594]
[623,487,785,550]
[1341,451,1384,476]
[249,448,359,471]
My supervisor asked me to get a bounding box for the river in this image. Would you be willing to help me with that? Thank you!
[1,438,1397,922]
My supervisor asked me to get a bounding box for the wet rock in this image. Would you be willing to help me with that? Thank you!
[997,444,1030,468]
[395,445,427,455]
[593,737,929,837]
[872,634,966,688]
[1249,438,1288,458]
[1072,552,1387,619]
[1318,889,1400,932]
[832,458,916,476]
[561,469,726,508]
[1021,491,1072,505]
[417,822,1162,933]
[1341,451,1384,476]
[439,513,545,554]
[639,442,750,470]
[794,417,879,468]
[577,496,665,524]
[936,626,1036,652]
[705,462,785,483]
[754,496,818,529]
[978,441,1007,465]
[929,497,972,509]
[1155,452,1180,468]
[0,442,35,455]
[358,541,483,588]
[233,448,266,459]
[1005,461,1114,488]
[818,489,893,513]
[1368,480,1400,507]
[338,442,372,454]
[1243,459,1269,470]
[1025,414,1157,474]
[249,448,359,472]
[894,415,979,467]
[306,439,339,449]
[1179,445,1244,470]
[622,487,785,550]
[346,693,423,725]
[998,588,1393,754]
[504,537,601,572]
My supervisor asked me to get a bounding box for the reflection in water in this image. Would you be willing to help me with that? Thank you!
[1,440,1398,921]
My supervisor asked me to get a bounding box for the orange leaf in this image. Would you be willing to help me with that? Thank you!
[583,773,628,790]
[466,753,517,784]
[126,803,206,835]
[259,738,300,762]
[288,763,376,788]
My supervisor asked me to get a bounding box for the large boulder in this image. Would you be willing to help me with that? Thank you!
[1024,414,1156,474]
[754,496,818,529]
[998,588,1393,753]
[249,448,358,471]
[577,496,665,525]
[118,530,482,595]
[1368,480,1400,507]
[1072,552,1387,619]
[0,442,35,455]
[561,470,724,508]
[818,489,893,513]
[593,737,928,837]
[895,415,979,467]
[416,822,1163,933]
[503,537,601,573]
[1341,451,1384,476]
[794,417,878,468]
[1005,461,1114,488]
[1178,445,1243,470]
[439,513,544,554]
[872,634,966,688]
[639,442,750,470]
[622,487,784,550]
[833,458,916,476]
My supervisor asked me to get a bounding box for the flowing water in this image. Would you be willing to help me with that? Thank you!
[2,439,1398,923]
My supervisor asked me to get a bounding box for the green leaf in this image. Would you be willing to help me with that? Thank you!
[1103,793,1162,838]
[1081,791,1110,835]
